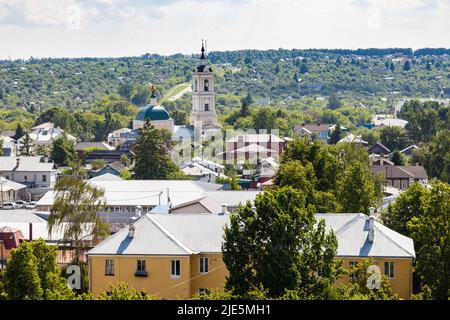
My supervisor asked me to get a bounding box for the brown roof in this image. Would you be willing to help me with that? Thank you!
[371,165,428,179]
[294,123,330,133]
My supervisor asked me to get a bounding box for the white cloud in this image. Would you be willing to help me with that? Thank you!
[0,0,448,59]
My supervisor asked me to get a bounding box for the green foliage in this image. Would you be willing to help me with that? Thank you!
[391,150,404,165]
[380,126,408,151]
[407,181,450,300]
[91,159,106,170]
[328,93,341,110]
[48,176,109,263]
[97,282,156,300]
[119,168,132,180]
[222,187,343,299]
[417,129,450,183]
[14,123,24,140]
[329,123,344,144]
[51,134,76,166]
[132,120,183,180]
[383,183,429,236]
[337,259,398,300]
[277,137,380,214]
[3,241,43,300]
[19,133,34,156]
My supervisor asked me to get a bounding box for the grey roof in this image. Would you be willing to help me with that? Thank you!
[0,156,55,172]
[88,213,415,258]
[371,165,428,180]
[316,213,415,258]
[74,141,114,151]
[89,173,124,181]
[0,177,27,191]
[37,180,223,207]
[203,191,261,207]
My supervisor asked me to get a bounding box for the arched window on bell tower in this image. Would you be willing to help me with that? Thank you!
[204,79,209,92]
[194,80,198,92]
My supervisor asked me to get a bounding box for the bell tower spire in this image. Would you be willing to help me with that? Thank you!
[190,40,220,132]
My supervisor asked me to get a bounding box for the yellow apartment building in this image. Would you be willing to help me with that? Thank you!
[87,213,415,300]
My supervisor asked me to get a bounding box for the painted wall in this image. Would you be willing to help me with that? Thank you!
[89,254,413,299]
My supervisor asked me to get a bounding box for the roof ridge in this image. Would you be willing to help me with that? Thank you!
[330,214,362,235]
[146,215,196,254]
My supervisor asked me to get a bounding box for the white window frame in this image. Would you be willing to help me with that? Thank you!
[105,259,114,276]
[171,260,181,279]
[384,261,395,279]
[199,257,209,274]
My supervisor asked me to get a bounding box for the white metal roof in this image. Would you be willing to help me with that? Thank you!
[88,213,415,258]
[0,156,55,172]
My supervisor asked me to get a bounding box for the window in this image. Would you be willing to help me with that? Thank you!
[349,261,358,280]
[24,176,27,181]
[394,180,401,189]
[171,260,180,278]
[200,257,209,274]
[204,79,209,92]
[401,180,408,190]
[204,103,209,111]
[194,80,198,92]
[384,262,395,279]
[135,260,147,277]
[105,259,114,276]
[42,175,47,182]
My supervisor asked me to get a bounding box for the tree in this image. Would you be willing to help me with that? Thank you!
[420,130,450,183]
[132,120,182,180]
[91,159,106,170]
[329,124,344,144]
[300,63,308,74]
[222,187,343,299]
[403,60,411,72]
[379,126,408,151]
[338,161,377,215]
[18,133,34,156]
[383,183,429,236]
[390,62,395,72]
[37,107,77,133]
[407,181,450,300]
[391,150,404,165]
[327,93,341,110]
[51,134,76,166]
[3,241,43,300]
[13,123,24,140]
[131,85,152,106]
[240,93,253,117]
[48,176,109,263]
[293,72,299,84]
[337,259,398,300]
[118,83,134,102]
[97,282,155,300]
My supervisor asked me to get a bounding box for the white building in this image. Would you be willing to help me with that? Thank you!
[0,156,56,188]
[18,122,77,148]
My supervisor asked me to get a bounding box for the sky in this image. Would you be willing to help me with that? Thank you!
[0,0,449,59]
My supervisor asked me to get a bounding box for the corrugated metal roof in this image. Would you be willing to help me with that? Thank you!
[0,156,55,172]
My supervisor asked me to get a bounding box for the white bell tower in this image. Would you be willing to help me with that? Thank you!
[190,40,220,131]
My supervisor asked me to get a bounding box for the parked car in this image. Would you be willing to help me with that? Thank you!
[2,202,19,210]
[14,200,29,208]
[25,201,36,210]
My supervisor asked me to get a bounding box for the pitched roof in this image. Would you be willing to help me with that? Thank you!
[0,156,55,172]
[369,142,391,153]
[294,123,330,133]
[226,134,285,143]
[399,144,419,154]
[0,177,27,191]
[74,141,115,151]
[88,213,415,258]
[371,165,428,179]
[89,173,124,181]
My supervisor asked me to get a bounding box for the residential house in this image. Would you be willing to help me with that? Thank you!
[223,133,285,163]
[107,128,133,147]
[0,156,56,189]
[87,210,415,299]
[85,150,134,165]
[369,142,391,156]
[89,161,126,178]
[338,134,368,145]
[0,177,27,203]
[1,136,17,157]
[74,141,115,159]
[35,180,257,224]
[19,122,77,148]
[293,123,330,144]
[399,145,419,156]
[371,164,428,190]
[373,115,408,129]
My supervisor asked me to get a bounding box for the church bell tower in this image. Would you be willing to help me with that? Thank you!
[190,40,220,131]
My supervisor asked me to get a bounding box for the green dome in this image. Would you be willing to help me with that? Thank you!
[136,105,170,121]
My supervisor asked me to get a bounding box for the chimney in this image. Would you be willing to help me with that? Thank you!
[128,217,137,238]
[29,222,33,241]
[368,207,375,243]
[220,204,227,215]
